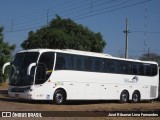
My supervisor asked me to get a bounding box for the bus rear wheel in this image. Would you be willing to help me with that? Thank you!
[132,91,140,103]
[120,90,129,103]
[54,89,66,105]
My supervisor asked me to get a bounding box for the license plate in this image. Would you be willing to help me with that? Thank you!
[15,94,19,98]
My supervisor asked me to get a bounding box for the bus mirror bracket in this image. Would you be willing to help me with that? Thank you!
[27,63,36,75]
[2,62,11,74]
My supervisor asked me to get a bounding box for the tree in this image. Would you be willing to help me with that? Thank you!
[21,15,106,52]
[139,52,160,66]
[0,27,15,83]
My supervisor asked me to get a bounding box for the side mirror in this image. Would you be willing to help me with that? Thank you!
[2,62,11,74]
[27,63,36,75]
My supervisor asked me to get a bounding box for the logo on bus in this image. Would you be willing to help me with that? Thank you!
[124,76,138,83]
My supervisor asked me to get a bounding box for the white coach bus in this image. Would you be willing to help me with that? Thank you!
[2,49,159,104]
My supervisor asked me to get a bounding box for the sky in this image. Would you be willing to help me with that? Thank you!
[0,0,160,58]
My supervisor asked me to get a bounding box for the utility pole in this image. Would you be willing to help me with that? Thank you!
[47,9,49,26]
[90,0,93,12]
[123,19,130,59]
[147,47,150,58]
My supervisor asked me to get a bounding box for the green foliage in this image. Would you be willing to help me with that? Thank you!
[21,15,106,52]
[0,27,15,82]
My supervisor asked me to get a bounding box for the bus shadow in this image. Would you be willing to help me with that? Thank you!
[65,100,120,105]
[0,95,123,105]
[0,97,52,104]
[0,97,148,105]
[0,90,160,105]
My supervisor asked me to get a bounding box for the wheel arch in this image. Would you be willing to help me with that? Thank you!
[120,89,130,98]
[132,90,141,99]
[120,89,130,103]
[54,87,67,99]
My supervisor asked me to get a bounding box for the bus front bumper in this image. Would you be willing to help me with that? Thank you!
[8,91,34,100]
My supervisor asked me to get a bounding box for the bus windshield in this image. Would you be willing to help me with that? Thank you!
[10,52,39,86]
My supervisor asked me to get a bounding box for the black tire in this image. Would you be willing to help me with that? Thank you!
[54,89,66,105]
[120,90,129,103]
[132,91,140,103]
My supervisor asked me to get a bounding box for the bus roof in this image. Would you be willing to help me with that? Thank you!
[17,49,158,65]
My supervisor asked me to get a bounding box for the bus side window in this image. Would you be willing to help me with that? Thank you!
[84,58,93,71]
[138,64,144,75]
[55,54,66,70]
[132,64,138,75]
[95,59,103,72]
[105,60,118,73]
[35,52,55,84]
[144,64,151,76]
[76,57,83,71]
[67,55,75,70]
[151,65,158,76]
[119,61,128,74]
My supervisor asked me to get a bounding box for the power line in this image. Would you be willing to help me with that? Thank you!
[131,30,160,34]
[4,0,107,29]
[4,0,152,33]
[2,0,82,25]
[3,0,140,31]
[73,0,152,20]
[3,0,122,32]
[144,3,148,52]
[3,0,87,28]
[60,0,120,18]
[71,0,133,19]
[5,20,46,32]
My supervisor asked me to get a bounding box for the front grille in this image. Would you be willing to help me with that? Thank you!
[11,86,30,93]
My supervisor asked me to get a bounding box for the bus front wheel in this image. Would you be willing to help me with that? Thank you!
[54,89,66,105]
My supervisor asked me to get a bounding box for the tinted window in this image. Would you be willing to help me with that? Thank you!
[76,56,83,71]
[66,55,74,70]
[35,52,55,84]
[132,63,143,75]
[105,59,118,73]
[84,57,93,71]
[118,61,132,74]
[54,53,158,77]
[132,63,138,75]
[151,64,157,76]
[55,54,66,70]
[10,52,39,86]
[94,58,104,72]
[38,52,55,70]
[144,64,152,76]
[138,64,144,75]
